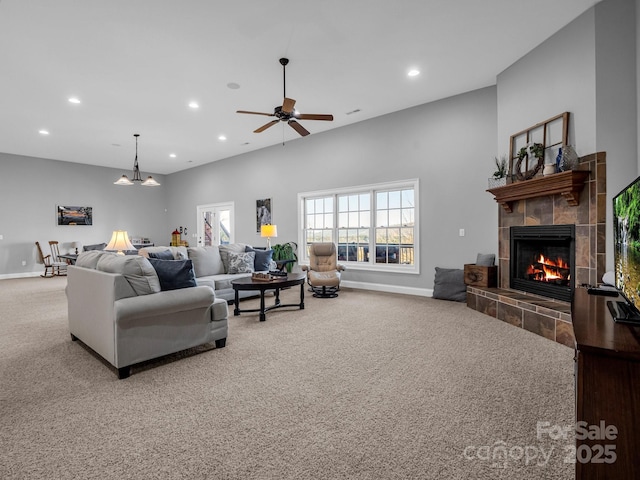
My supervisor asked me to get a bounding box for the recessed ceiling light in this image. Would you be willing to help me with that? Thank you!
[188,101,199,109]
[227,82,240,90]
[38,129,49,135]
[408,69,420,77]
[218,135,227,141]
[68,97,81,104]
[169,153,177,158]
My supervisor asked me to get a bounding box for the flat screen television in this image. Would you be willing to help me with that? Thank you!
[611,174,640,323]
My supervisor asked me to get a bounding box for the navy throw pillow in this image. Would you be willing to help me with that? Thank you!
[147,258,197,291]
[148,249,174,260]
[245,246,273,271]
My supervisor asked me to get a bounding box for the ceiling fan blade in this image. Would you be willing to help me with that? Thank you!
[294,113,334,121]
[281,97,296,114]
[254,119,279,133]
[288,120,310,137]
[237,110,275,117]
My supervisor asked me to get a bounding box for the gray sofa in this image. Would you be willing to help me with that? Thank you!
[66,250,228,379]
[139,244,273,302]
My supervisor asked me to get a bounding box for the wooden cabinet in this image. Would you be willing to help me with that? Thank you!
[572,288,640,479]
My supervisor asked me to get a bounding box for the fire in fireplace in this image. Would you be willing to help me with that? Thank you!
[526,254,570,284]
[510,225,575,302]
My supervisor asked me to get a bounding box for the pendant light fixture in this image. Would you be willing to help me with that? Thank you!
[114,134,160,186]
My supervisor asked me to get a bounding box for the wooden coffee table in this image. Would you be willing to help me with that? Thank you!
[231,272,306,321]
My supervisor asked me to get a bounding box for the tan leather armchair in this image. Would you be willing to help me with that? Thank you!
[301,243,345,298]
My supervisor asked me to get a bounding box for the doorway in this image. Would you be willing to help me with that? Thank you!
[196,202,234,246]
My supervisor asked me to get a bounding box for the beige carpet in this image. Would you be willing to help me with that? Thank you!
[0,276,575,479]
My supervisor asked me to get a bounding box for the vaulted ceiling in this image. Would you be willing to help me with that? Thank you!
[0,0,600,174]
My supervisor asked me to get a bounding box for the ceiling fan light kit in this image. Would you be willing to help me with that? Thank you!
[114,134,160,186]
[236,58,333,137]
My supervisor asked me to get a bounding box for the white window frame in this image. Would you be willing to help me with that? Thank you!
[196,202,235,246]
[298,179,419,274]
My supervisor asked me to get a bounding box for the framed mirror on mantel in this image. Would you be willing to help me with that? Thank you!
[508,112,569,182]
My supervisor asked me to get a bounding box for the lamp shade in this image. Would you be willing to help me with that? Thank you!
[260,224,278,238]
[105,230,135,255]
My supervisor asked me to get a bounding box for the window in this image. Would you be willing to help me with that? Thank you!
[299,179,418,273]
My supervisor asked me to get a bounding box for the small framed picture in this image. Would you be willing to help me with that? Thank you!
[57,205,92,225]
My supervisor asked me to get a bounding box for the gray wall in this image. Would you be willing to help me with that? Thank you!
[165,87,499,294]
[498,0,638,272]
[1,0,639,290]
[0,153,168,277]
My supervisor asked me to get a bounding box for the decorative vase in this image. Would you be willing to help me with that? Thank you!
[543,164,556,176]
[555,147,562,173]
[561,145,578,171]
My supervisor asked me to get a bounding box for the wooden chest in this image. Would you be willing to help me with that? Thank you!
[463,264,497,287]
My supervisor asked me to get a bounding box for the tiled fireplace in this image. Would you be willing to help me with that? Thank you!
[467,152,606,347]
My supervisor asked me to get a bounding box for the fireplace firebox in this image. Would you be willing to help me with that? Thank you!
[510,225,575,302]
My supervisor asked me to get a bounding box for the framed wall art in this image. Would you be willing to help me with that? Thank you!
[256,198,272,233]
[57,205,92,225]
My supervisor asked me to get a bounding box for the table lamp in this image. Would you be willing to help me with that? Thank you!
[71,241,80,255]
[105,230,135,255]
[260,224,277,249]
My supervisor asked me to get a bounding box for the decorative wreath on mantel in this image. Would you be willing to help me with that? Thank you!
[514,143,545,181]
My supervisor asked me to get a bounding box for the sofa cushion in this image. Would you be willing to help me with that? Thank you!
[219,243,250,273]
[138,246,187,260]
[204,273,252,291]
[75,250,113,269]
[148,249,174,260]
[228,251,255,274]
[187,246,225,277]
[96,254,161,295]
[147,258,197,291]
[246,246,273,272]
[432,267,466,302]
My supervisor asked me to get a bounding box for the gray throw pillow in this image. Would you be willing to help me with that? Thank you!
[83,242,107,251]
[432,267,466,302]
[219,243,249,273]
[147,258,197,291]
[227,251,255,274]
[476,253,496,266]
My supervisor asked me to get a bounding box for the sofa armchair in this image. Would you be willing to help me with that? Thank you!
[66,250,228,379]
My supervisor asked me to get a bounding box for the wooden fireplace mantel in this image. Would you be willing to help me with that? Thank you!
[487,170,591,213]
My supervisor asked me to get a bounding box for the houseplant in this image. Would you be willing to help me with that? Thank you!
[271,241,298,273]
[488,155,508,188]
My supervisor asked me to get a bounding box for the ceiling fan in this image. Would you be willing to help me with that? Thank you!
[237,58,333,137]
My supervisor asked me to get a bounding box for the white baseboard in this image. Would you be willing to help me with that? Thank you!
[0,272,43,280]
[341,280,433,297]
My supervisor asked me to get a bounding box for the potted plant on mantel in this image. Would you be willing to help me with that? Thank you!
[488,155,508,188]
